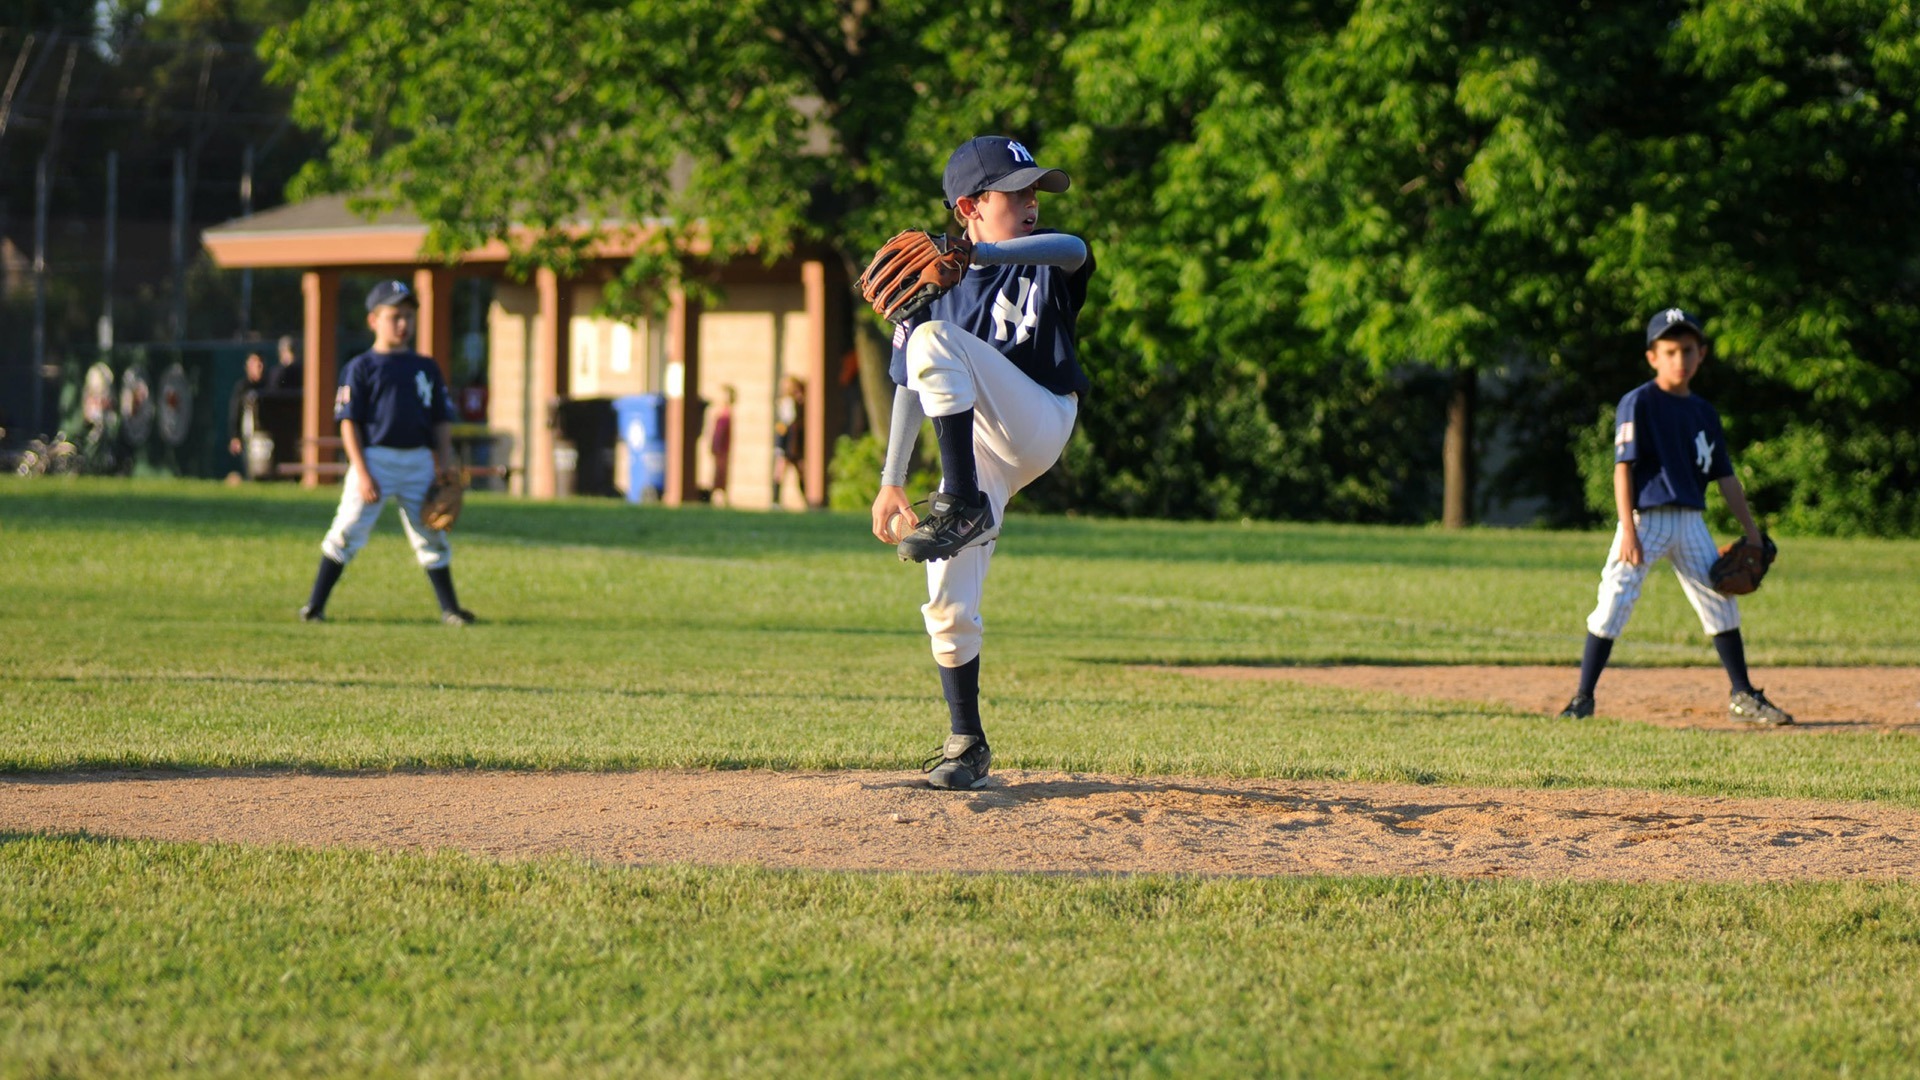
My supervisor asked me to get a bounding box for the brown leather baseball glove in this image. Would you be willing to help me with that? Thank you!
[421,468,467,532]
[1709,532,1777,595]
[856,229,974,325]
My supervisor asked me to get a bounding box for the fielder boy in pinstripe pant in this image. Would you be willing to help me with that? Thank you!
[1557,308,1794,725]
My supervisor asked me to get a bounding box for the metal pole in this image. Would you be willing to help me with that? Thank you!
[32,153,47,437]
[238,142,253,335]
[172,147,187,342]
[100,150,116,351]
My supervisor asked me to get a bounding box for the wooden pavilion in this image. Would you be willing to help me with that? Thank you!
[202,195,852,507]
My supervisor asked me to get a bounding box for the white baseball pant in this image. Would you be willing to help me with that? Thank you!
[1586,506,1738,639]
[320,445,451,570]
[906,321,1078,667]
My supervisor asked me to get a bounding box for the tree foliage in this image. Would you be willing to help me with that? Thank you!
[265,0,1077,290]
[263,0,1920,535]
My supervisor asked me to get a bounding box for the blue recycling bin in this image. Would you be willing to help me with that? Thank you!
[613,394,666,503]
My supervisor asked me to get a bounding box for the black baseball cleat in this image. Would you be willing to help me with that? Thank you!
[1556,693,1595,720]
[897,491,994,563]
[297,605,326,623]
[923,734,992,790]
[1729,688,1795,726]
[441,608,476,627]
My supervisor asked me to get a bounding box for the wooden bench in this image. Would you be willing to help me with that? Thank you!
[288,430,509,480]
[276,462,513,479]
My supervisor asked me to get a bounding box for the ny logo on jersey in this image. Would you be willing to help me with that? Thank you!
[991,276,1042,346]
[415,370,434,409]
[1694,430,1715,474]
[1006,140,1035,164]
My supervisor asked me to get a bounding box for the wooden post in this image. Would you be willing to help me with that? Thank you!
[300,269,340,488]
[412,266,456,381]
[663,287,703,507]
[801,260,829,508]
[529,266,563,499]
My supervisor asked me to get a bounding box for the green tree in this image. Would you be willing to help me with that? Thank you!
[1069,0,1920,534]
[1048,0,1446,522]
[1575,0,1920,536]
[1261,0,1683,527]
[263,0,1079,428]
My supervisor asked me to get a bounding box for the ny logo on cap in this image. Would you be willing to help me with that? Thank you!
[1007,140,1035,164]
[1662,307,1685,325]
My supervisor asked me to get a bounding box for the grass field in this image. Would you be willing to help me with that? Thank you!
[5,478,1920,1075]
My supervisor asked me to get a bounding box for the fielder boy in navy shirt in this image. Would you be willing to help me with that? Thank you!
[300,280,475,626]
[1557,308,1792,725]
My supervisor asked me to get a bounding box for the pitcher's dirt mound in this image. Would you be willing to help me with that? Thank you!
[1171,665,1920,731]
[5,769,1918,882]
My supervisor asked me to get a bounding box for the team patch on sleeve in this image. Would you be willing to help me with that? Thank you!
[336,386,350,407]
[1615,421,1634,447]
[892,323,907,349]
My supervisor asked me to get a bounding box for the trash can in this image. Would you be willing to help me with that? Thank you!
[552,397,619,496]
[613,393,666,503]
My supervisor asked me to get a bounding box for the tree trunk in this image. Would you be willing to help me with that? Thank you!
[853,321,894,437]
[1442,368,1476,529]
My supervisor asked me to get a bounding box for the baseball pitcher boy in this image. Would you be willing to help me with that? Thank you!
[1556,308,1792,725]
[299,280,476,626]
[867,135,1095,789]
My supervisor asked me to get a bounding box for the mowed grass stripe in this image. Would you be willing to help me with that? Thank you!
[3,836,1918,1077]
[4,479,1918,796]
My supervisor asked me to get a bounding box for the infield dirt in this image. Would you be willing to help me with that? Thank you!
[1172,664,1920,731]
[10,667,1914,883]
[7,766,1920,884]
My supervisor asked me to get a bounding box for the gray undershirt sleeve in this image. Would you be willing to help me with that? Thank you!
[880,383,925,488]
[971,233,1088,272]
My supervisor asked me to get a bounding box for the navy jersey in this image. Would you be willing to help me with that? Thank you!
[1613,380,1733,510]
[889,233,1095,397]
[333,349,454,449]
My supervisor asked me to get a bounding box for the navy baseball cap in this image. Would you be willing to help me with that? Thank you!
[1645,307,1705,345]
[365,279,417,311]
[942,136,1071,209]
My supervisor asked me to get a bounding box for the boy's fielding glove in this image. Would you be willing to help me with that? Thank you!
[1709,532,1777,595]
[421,468,467,532]
[856,230,974,325]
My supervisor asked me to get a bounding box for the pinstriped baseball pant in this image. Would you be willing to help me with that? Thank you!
[320,445,452,570]
[1586,506,1739,640]
[906,321,1078,668]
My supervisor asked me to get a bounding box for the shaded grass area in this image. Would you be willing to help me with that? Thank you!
[4,836,1918,1077]
[4,479,1919,801]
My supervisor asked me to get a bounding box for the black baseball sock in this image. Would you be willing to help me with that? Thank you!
[939,657,984,740]
[426,566,462,614]
[1576,633,1614,697]
[932,409,980,501]
[1713,630,1754,695]
[307,556,345,614]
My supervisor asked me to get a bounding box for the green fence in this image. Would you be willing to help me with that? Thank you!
[47,342,266,479]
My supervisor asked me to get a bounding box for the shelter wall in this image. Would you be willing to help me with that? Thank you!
[698,284,807,510]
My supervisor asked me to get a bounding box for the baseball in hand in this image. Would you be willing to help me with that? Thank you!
[887,509,914,543]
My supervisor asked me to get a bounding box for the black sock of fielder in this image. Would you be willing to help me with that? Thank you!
[307,556,345,614]
[426,566,462,614]
[932,409,980,501]
[1713,629,1754,695]
[939,657,984,740]
[1576,633,1614,697]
